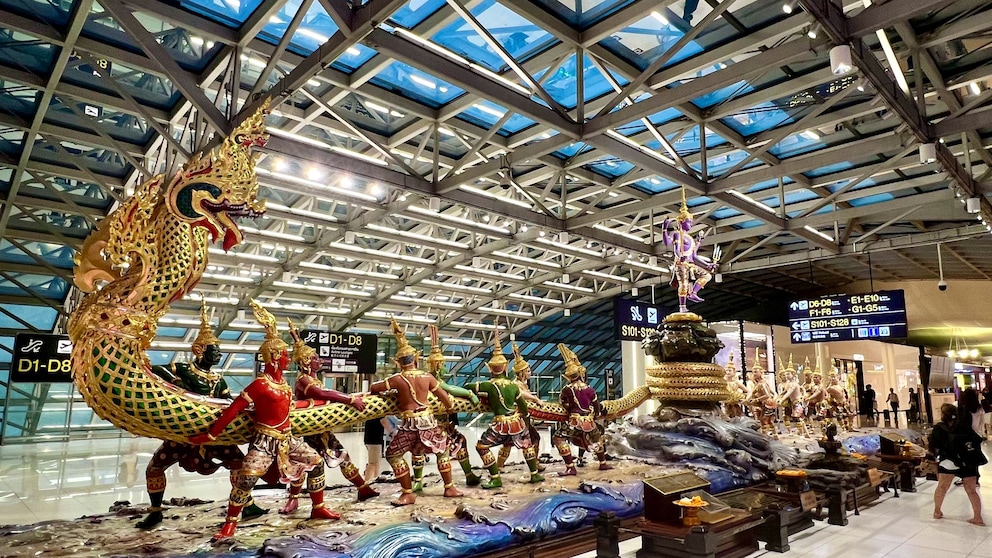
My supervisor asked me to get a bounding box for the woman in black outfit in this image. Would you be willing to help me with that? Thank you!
[931,403,984,524]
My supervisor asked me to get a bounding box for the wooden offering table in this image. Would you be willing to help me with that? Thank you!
[626,510,764,558]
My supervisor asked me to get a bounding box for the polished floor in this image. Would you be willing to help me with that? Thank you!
[2,431,992,557]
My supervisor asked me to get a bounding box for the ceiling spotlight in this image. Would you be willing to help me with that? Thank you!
[967,197,981,214]
[429,196,441,212]
[648,255,658,266]
[564,308,571,317]
[631,287,639,296]
[472,256,482,267]
[782,1,795,13]
[715,273,724,283]
[807,26,817,39]
[559,232,569,244]
[829,45,852,75]
[345,231,356,243]
[562,273,570,284]
[919,142,936,164]
[970,82,982,96]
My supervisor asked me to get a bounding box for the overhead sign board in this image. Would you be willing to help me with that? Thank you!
[614,298,667,341]
[301,330,378,375]
[11,333,73,383]
[787,290,908,343]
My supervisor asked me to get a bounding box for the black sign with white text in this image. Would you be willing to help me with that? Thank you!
[614,298,668,341]
[12,333,73,383]
[787,290,908,343]
[301,330,377,375]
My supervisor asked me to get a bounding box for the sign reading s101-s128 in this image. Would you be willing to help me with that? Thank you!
[787,290,908,343]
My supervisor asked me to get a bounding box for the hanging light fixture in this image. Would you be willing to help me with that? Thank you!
[829,45,853,75]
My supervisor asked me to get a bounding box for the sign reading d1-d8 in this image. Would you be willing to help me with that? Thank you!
[12,333,74,383]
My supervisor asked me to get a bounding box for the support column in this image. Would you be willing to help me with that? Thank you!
[622,340,653,416]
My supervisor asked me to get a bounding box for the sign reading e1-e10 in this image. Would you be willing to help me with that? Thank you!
[787,290,908,343]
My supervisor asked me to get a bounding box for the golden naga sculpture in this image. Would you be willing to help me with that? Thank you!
[66,103,647,445]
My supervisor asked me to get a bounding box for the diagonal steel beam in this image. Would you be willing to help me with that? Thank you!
[100,0,230,134]
[0,0,93,243]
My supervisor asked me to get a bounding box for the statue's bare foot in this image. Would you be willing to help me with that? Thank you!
[310,507,341,521]
[599,462,614,471]
[392,492,417,506]
[444,486,464,498]
[279,498,299,515]
[559,466,578,477]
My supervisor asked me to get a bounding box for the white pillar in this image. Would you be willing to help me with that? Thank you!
[622,340,654,416]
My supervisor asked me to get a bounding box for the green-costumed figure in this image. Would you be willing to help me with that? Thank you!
[468,327,544,488]
[411,324,481,492]
[496,342,546,471]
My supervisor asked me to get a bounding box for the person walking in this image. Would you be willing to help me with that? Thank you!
[864,384,877,421]
[908,388,921,424]
[887,388,900,425]
[931,401,986,525]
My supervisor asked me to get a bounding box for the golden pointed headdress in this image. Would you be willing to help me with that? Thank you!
[191,299,220,358]
[559,343,586,381]
[287,318,317,367]
[391,316,418,365]
[751,347,765,373]
[512,342,530,378]
[677,187,692,222]
[724,351,737,374]
[427,324,445,375]
[487,320,508,373]
[250,299,287,364]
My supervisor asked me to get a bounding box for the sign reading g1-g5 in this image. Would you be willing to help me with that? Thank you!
[614,298,668,341]
[787,290,908,343]
[12,333,74,383]
[301,330,378,375]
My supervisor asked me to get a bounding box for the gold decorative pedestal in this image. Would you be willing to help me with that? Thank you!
[646,361,730,402]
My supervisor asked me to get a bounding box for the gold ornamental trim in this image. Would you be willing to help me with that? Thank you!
[646,362,725,378]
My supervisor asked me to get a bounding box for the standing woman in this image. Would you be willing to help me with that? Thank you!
[931,402,985,524]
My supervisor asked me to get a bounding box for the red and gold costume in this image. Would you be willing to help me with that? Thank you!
[411,325,481,491]
[283,319,377,509]
[138,302,265,529]
[370,318,463,506]
[552,344,611,474]
[744,348,778,439]
[189,300,337,540]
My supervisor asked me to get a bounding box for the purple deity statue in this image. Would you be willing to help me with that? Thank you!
[661,189,721,313]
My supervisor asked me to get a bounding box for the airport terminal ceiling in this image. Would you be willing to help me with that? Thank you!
[0,0,991,392]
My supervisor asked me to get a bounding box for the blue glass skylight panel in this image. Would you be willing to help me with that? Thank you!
[332,44,377,73]
[736,219,763,228]
[554,141,592,158]
[721,101,794,135]
[746,178,791,193]
[805,161,853,178]
[0,240,74,268]
[695,150,761,175]
[849,193,893,207]
[691,79,753,109]
[370,62,464,107]
[457,100,535,134]
[157,327,188,338]
[768,131,826,159]
[389,0,447,28]
[0,274,67,299]
[432,0,553,72]
[602,12,704,70]
[180,0,265,27]
[827,177,876,193]
[538,54,626,109]
[0,28,55,73]
[0,304,57,329]
[261,0,340,56]
[588,158,634,178]
[711,207,741,219]
[632,176,677,194]
[758,189,819,207]
[687,195,710,207]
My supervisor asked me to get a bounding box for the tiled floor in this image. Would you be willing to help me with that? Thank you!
[2,432,992,557]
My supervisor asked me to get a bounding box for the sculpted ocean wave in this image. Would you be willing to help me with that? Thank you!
[252,482,642,558]
[606,412,800,493]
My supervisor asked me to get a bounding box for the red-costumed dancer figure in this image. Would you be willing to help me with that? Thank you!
[278,318,378,514]
[189,300,338,540]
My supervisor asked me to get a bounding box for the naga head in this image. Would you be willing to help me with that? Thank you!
[166,103,269,251]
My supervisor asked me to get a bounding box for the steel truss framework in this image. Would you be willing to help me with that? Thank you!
[0,0,991,435]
